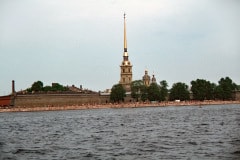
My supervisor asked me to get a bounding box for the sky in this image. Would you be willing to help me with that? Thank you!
[0,0,239,95]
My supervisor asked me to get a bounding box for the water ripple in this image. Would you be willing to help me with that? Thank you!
[0,104,240,159]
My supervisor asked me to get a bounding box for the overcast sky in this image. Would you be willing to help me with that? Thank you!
[0,0,239,95]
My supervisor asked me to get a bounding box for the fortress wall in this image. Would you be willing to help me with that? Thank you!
[15,94,110,107]
[11,92,240,108]
[14,93,134,107]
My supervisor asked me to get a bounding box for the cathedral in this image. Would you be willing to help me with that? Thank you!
[119,14,157,91]
[142,70,157,86]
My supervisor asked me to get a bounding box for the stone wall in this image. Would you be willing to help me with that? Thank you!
[14,91,240,107]
[14,93,133,107]
[15,94,110,107]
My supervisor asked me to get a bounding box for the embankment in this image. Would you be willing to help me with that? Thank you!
[1,100,239,113]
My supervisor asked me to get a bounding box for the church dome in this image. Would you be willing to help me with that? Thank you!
[151,75,156,83]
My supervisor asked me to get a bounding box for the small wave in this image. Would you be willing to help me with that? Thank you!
[83,152,94,158]
[232,150,240,154]
[0,141,5,147]
[188,141,198,145]
[13,148,47,155]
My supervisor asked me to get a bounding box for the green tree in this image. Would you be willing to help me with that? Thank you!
[31,81,44,92]
[147,83,160,101]
[43,83,69,92]
[51,83,66,91]
[169,82,190,101]
[237,85,240,90]
[159,80,168,101]
[110,84,126,103]
[43,86,52,92]
[140,85,148,102]
[131,80,145,102]
[214,85,224,100]
[208,83,217,99]
[191,79,215,101]
[215,77,237,100]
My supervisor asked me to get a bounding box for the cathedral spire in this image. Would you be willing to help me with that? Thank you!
[120,13,132,92]
[123,13,128,57]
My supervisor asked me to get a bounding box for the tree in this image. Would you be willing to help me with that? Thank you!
[208,83,217,99]
[51,83,67,91]
[191,79,215,101]
[237,85,240,90]
[169,82,190,101]
[140,85,148,102]
[43,86,52,92]
[31,81,44,92]
[110,84,126,103]
[131,80,144,102]
[214,85,224,100]
[159,80,168,101]
[147,83,160,101]
[215,77,237,100]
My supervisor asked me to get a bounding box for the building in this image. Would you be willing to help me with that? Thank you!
[142,70,157,86]
[142,70,151,86]
[119,13,133,91]
[151,74,157,84]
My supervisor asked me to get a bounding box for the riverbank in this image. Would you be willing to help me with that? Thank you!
[1,100,240,113]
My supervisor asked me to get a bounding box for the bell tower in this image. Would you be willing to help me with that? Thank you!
[119,13,132,91]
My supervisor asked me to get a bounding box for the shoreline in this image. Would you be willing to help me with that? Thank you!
[0,100,240,113]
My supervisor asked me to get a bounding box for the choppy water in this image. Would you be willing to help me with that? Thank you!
[0,104,240,160]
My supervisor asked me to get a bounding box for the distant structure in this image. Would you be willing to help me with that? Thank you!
[12,80,16,95]
[151,74,157,84]
[142,70,157,86]
[142,70,151,86]
[119,13,132,91]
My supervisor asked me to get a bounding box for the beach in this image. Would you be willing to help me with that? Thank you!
[0,100,240,113]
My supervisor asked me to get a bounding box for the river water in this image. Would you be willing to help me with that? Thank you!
[0,104,240,160]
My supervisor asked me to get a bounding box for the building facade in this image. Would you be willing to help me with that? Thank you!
[142,70,157,86]
[119,13,132,91]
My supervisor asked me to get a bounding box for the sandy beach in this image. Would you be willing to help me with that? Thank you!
[0,100,240,113]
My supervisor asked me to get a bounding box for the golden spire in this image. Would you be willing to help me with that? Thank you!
[123,13,128,57]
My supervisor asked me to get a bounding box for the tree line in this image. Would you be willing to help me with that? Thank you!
[110,77,239,103]
[26,81,68,93]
